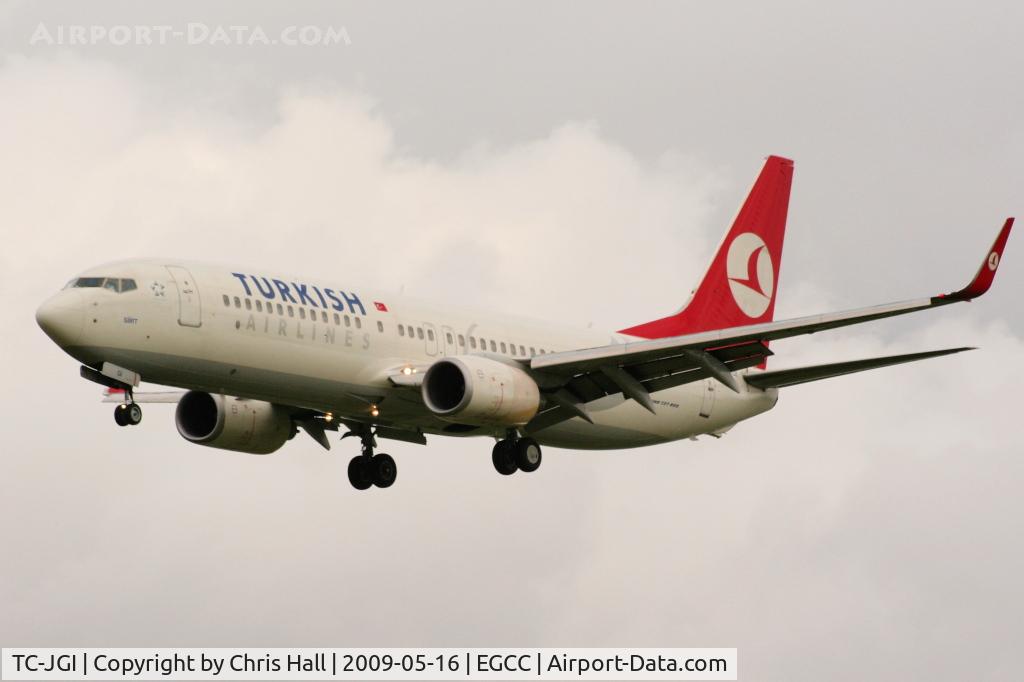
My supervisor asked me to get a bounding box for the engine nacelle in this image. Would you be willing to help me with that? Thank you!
[422,356,541,426]
[175,391,292,455]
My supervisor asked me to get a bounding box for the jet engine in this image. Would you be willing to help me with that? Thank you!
[421,356,541,426]
[175,391,292,454]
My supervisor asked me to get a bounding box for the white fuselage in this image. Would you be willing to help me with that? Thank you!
[39,260,779,449]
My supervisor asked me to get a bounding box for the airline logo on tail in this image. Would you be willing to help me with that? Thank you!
[726,232,775,317]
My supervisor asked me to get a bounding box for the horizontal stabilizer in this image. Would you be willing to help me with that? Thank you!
[101,388,184,403]
[743,347,974,389]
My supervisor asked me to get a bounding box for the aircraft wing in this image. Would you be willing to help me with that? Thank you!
[524,218,1012,432]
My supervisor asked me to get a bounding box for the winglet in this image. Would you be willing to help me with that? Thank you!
[941,217,1013,301]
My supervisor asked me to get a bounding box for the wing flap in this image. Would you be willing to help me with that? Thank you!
[743,347,974,389]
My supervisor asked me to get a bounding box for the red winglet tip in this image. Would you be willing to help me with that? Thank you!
[948,217,1013,300]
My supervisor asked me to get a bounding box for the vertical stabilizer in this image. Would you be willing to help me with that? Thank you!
[619,155,793,338]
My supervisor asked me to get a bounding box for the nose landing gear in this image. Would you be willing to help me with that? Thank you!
[113,390,142,427]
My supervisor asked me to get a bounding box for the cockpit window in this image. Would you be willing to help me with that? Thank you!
[67,277,138,293]
[72,277,106,288]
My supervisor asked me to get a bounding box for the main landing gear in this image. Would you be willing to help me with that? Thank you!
[492,433,542,476]
[346,429,397,491]
[113,390,142,427]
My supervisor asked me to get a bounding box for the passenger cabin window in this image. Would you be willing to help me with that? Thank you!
[428,329,435,341]
[458,334,465,347]
[446,332,453,344]
[470,337,477,349]
[530,347,536,356]
[288,306,294,317]
[489,340,497,352]
[417,328,424,340]
[322,311,328,323]
[223,295,230,307]
[398,325,405,337]
[245,299,252,310]
[234,297,241,308]
[355,317,362,329]
[378,321,384,333]
[500,342,507,353]
[255,300,263,312]
[299,308,306,320]
[334,313,341,325]
[344,315,351,327]
[276,304,283,315]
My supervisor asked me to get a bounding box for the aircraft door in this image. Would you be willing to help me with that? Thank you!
[440,325,456,356]
[166,266,202,327]
[423,322,439,356]
[699,379,716,418]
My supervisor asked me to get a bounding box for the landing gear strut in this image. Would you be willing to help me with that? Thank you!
[113,389,142,427]
[346,428,397,490]
[492,432,542,475]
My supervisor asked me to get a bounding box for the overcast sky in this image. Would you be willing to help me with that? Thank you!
[1,2,1022,680]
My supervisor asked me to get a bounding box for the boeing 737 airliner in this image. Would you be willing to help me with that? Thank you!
[36,156,1013,490]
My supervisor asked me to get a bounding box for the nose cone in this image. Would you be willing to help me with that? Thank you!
[36,291,85,347]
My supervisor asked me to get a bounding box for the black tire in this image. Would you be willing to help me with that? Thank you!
[515,437,542,473]
[491,440,517,476]
[126,403,143,425]
[114,405,129,426]
[347,456,373,490]
[371,453,397,488]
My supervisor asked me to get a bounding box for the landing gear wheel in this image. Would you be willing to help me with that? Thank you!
[125,403,143,426]
[114,405,129,426]
[492,440,518,476]
[371,453,397,488]
[515,437,542,473]
[347,456,373,490]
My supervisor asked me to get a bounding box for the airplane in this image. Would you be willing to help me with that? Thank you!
[35,156,1013,491]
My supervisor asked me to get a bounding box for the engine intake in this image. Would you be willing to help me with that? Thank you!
[175,391,292,455]
[422,356,540,426]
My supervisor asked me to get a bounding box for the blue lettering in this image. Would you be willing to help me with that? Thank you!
[312,285,328,308]
[252,276,276,300]
[293,282,318,307]
[273,279,297,303]
[340,290,366,316]
[324,288,344,311]
[231,272,252,296]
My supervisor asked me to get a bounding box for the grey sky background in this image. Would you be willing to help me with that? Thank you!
[1,2,1022,680]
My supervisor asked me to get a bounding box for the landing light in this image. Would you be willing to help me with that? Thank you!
[324,412,334,423]
[401,367,413,375]
[370,405,380,418]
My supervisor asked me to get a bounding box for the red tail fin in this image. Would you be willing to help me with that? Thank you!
[619,155,793,338]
